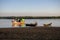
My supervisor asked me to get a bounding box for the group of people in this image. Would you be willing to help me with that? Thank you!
[12,18,24,22]
[12,18,25,27]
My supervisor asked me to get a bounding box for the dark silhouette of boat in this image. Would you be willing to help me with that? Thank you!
[26,22,37,26]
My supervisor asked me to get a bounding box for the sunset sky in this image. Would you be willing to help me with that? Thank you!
[0,0,60,16]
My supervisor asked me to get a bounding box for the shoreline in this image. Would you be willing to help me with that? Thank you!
[0,26,60,28]
[0,27,60,40]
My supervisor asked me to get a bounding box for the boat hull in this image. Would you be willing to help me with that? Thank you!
[26,24,37,26]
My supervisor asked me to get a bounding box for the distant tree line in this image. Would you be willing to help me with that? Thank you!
[0,16,60,19]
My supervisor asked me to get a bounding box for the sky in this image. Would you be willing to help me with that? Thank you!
[0,0,60,16]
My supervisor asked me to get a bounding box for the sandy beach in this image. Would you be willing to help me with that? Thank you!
[0,27,60,40]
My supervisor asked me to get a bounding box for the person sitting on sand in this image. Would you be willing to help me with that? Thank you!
[17,19,21,22]
[20,18,25,27]
[12,19,15,22]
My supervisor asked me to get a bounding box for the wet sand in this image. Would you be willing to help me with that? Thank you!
[0,27,60,40]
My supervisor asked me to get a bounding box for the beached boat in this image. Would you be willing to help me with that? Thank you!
[43,23,52,27]
[26,22,37,26]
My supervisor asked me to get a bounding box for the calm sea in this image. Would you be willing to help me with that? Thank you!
[0,19,60,28]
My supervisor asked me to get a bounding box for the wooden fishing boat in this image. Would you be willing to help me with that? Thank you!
[26,22,37,26]
[43,23,52,27]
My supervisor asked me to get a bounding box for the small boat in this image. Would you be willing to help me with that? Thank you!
[26,22,37,26]
[43,23,52,27]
